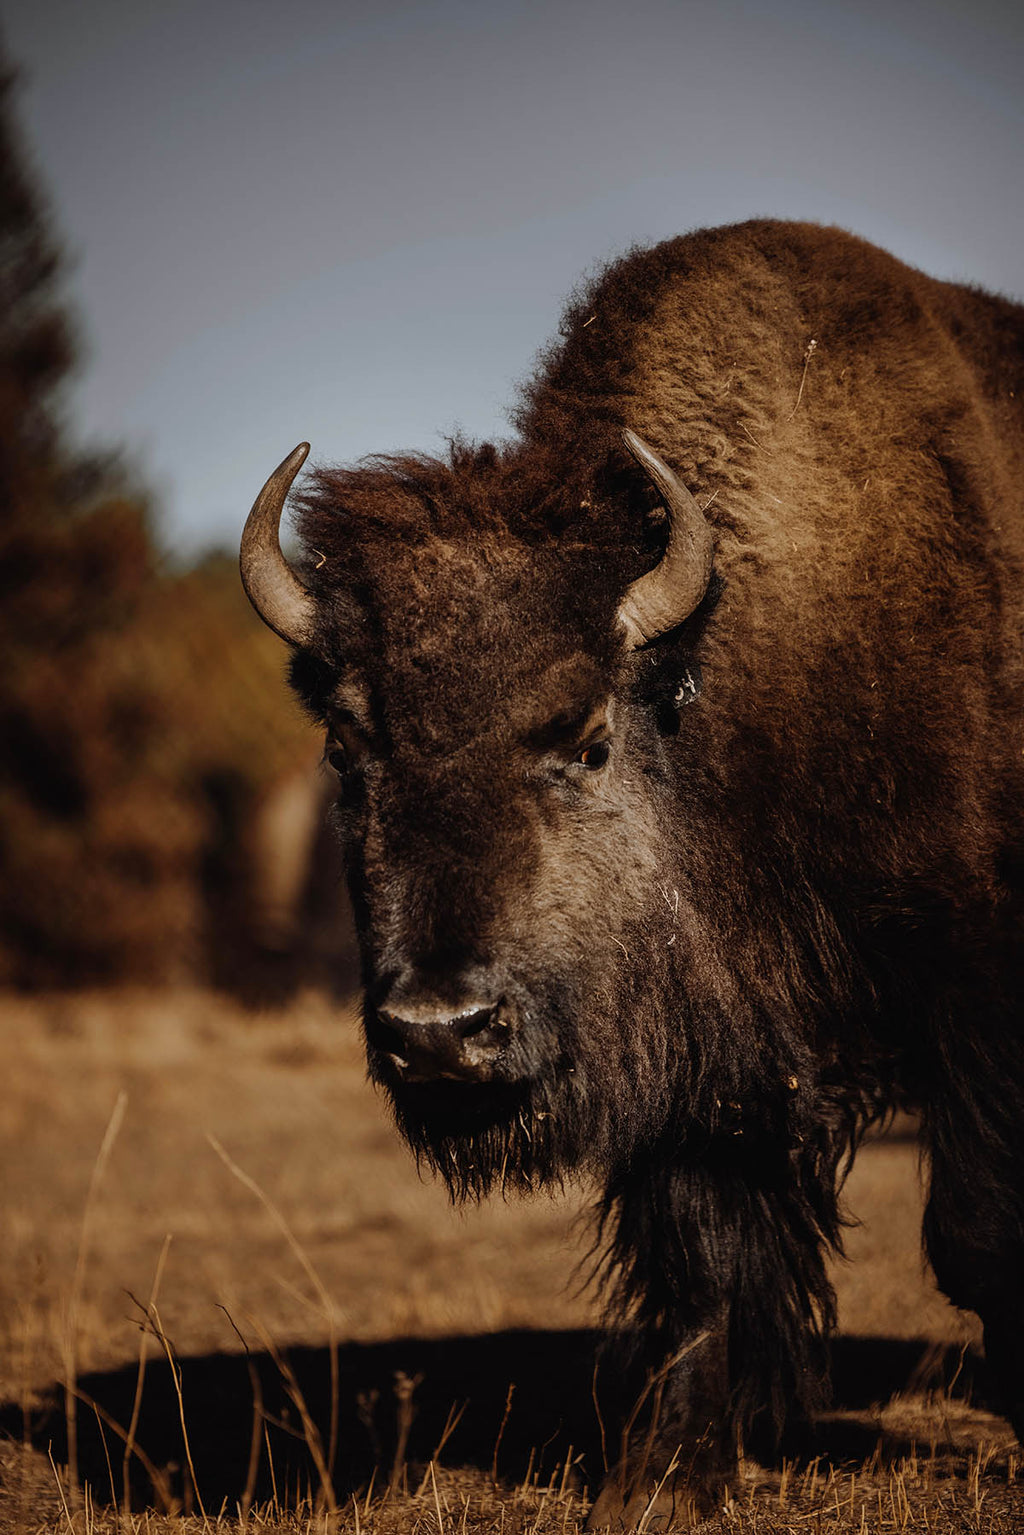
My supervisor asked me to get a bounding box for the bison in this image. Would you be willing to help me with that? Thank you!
[239,220,1024,1524]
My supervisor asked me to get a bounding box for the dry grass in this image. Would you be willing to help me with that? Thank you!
[0,990,593,1403]
[0,990,1017,1532]
[3,1435,1022,1534]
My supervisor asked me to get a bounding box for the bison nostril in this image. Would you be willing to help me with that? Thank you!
[370,1013,411,1062]
[454,1005,499,1041]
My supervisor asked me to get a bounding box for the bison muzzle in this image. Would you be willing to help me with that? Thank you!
[239,220,1024,1527]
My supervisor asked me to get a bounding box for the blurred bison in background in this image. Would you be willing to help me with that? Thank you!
[240,221,1024,1525]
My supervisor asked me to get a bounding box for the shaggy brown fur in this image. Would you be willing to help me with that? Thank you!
[276,221,1024,1522]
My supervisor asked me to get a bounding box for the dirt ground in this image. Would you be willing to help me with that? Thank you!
[0,989,1017,1531]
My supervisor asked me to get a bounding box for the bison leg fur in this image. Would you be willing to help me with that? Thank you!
[588,1147,839,1527]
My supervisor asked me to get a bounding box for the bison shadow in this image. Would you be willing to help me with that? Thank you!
[2,1330,990,1512]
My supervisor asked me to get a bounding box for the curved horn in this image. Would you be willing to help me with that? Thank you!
[240,442,316,646]
[617,429,714,649]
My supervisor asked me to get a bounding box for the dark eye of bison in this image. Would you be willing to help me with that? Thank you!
[326,744,348,775]
[577,740,611,770]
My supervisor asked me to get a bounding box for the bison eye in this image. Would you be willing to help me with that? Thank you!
[325,716,369,781]
[576,740,611,770]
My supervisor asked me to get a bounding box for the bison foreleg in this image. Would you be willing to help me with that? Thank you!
[587,1316,733,1530]
[588,1145,840,1528]
[923,1065,1024,1445]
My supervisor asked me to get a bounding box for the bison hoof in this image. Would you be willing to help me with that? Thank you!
[586,1475,714,1531]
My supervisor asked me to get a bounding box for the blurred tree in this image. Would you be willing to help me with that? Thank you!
[0,57,165,983]
[0,56,337,991]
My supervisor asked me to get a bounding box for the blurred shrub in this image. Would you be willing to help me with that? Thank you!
[0,58,348,992]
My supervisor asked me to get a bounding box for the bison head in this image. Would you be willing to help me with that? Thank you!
[241,433,718,1195]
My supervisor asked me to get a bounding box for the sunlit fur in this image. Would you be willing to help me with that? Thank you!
[285,221,1024,1481]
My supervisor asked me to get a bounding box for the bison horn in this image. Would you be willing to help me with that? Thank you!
[240,442,316,647]
[617,429,715,648]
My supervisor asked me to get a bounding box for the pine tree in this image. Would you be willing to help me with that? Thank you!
[0,59,184,983]
[0,56,332,990]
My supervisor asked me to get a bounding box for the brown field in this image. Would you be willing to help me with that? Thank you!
[0,990,1019,1532]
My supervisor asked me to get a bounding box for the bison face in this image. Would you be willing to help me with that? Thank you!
[241,435,715,1194]
[318,545,676,1190]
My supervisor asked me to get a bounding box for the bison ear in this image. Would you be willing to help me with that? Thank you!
[240,443,317,647]
[617,430,714,649]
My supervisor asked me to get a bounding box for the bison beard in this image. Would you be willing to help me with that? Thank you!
[240,220,1024,1526]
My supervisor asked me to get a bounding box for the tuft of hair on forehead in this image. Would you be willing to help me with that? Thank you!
[292,432,660,585]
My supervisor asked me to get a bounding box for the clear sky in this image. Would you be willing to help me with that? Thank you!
[3,0,1023,557]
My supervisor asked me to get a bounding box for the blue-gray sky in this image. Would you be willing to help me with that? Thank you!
[3,0,1023,556]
